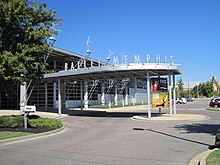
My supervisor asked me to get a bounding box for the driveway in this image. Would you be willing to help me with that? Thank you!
[0,98,219,165]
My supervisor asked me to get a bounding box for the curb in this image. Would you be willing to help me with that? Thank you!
[188,149,217,165]
[0,125,67,146]
[132,114,208,121]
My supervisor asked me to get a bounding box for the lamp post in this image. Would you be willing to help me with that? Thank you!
[44,36,56,63]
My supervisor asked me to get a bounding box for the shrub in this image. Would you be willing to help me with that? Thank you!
[29,118,63,129]
[215,128,220,147]
[0,116,24,128]
[0,115,63,129]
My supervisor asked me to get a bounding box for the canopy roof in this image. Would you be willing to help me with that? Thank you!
[44,63,181,81]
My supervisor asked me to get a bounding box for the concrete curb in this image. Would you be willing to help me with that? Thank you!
[188,149,218,165]
[0,125,67,146]
[132,114,209,121]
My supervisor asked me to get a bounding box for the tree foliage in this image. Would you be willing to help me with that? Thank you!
[191,81,214,98]
[0,0,60,86]
[177,79,215,98]
[176,78,187,98]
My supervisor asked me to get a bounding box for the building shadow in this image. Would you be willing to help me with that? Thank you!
[66,110,164,118]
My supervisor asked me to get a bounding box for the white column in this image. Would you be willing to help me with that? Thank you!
[114,85,118,105]
[45,83,48,110]
[125,86,128,105]
[101,82,105,105]
[134,77,137,105]
[173,74,177,115]
[58,78,61,115]
[84,81,88,108]
[61,81,66,110]
[20,82,27,113]
[53,82,56,109]
[147,72,151,118]
[169,73,173,115]
[80,81,83,111]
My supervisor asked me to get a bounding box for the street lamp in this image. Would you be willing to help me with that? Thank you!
[44,36,56,63]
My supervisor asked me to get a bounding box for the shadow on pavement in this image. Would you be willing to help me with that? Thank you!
[174,123,220,136]
[133,128,211,147]
[66,110,164,118]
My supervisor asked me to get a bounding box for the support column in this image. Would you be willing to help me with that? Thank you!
[53,82,56,109]
[173,75,176,115]
[147,72,151,118]
[101,82,105,106]
[61,81,66,110]
[58,78,61,115]
[84,81,88,108]
[114,84,118,105]
[169,73,173,115]
[45,83,48,110]
[80,81,83,111]
[133,78,137,105]
[20,82,27,113]
[125,86,128,105]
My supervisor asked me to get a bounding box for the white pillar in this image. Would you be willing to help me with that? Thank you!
[147,72,151,118]
[134,77,137,105]
[80,81,83,111]
[114,85,118,105]
[125,86,128,105]
[173,75,176,115]
[20,82,27,113]
[53,82,56,109]
[45,83,48,110]
[169,74,173,115]
[101,82,105,105]
[61,81,66,110]
[84,81,88,108]
[58,78,61,115]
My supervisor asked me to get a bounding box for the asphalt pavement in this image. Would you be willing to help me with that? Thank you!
[0,98,219,165]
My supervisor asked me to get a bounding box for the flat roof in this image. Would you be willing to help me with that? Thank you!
[44,63,181,81]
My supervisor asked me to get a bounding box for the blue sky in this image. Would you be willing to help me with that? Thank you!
[40,0,220,82]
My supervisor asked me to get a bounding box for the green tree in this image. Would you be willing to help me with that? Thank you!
[191,81,214,98]
[177,78,186,98]
[0,0,60,86]
[202,81,214,97]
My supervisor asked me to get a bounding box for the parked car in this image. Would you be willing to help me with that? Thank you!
[209,98,220,107]
[176,98,187,104]
[186,97,194,102]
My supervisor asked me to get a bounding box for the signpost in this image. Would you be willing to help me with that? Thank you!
[24,105,36,129]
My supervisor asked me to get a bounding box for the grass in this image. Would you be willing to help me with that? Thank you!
[206,150,220,165]
[0,131,32,140]
[206,107,220,111]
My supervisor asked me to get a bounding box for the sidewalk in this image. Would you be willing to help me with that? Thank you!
[0,110,68,119]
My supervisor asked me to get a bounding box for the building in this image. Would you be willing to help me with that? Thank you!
[183,81,200,91]
[1,47,181,118]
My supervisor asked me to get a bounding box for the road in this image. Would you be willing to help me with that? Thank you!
[0,98,220,165]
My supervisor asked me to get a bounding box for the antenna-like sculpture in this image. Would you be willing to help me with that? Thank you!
[86,36,92,56]
[51,22,62,32]
[106,48,114,64]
